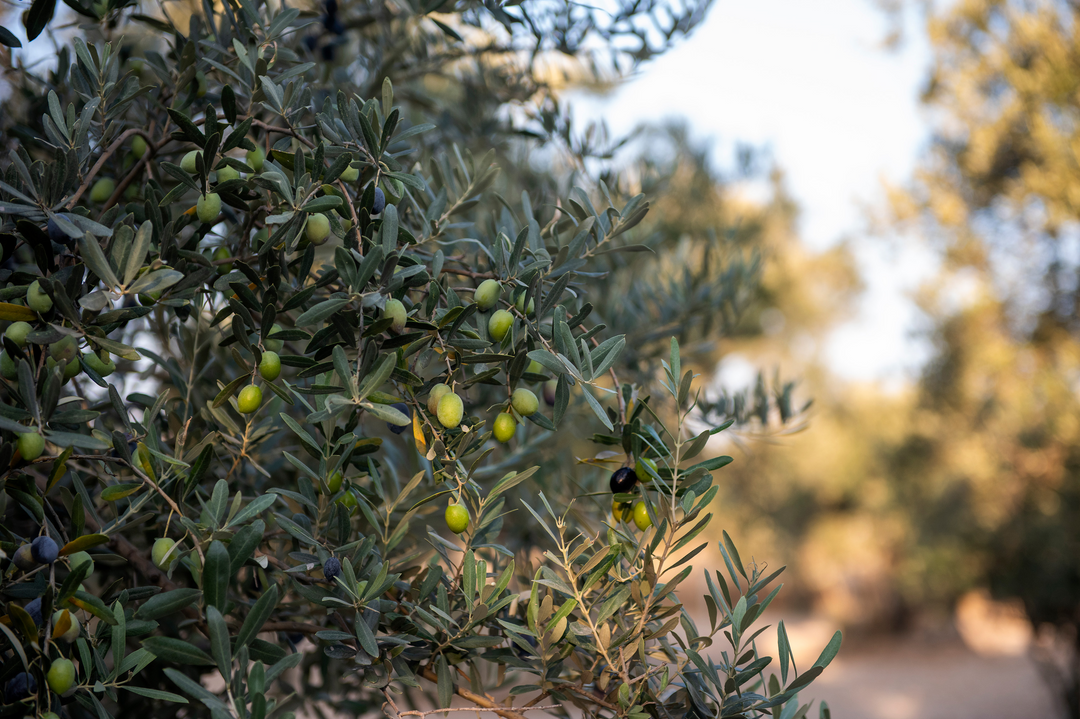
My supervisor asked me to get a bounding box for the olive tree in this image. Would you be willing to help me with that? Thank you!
[0,1,839,717]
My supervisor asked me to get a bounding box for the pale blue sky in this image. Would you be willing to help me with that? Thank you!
[569,0,938,385]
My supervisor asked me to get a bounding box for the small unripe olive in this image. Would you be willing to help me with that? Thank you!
[237,385,263,414]
[427,383,451,415]
[252,227,270,249]
[180,150,200,174]
[305,213,331,244]
[488,309,513,342]
[17,432,45,461]
[384,299,407,333]
[68,551,94,574]
[151,537,178,570]
[336,489,358,512]
[340,165,359,182]
[511,388,539,417]
[246,145,266,172]
[327,471,343,493]
[265,323,284,352]
[197,192,222,224]
[445,503,469,534]
[27,280,53,313]
[47,657,75,695]
[437,392,464,428]
[55,356,81,380]
[131,135,148,159]
[258,351,281,381]
[216,165,240,183]
[89,177,115,203]
[213,246,232,275]
[0,351,17,380]
[474,279,501,311]
[526,359,543,375]
[194,70,208,97]
[493,412,516,443]
[635,457,658,482]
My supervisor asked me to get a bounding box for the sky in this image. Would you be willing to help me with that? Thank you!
[568,0,939,386]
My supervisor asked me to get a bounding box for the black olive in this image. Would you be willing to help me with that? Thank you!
[609,466,638,493]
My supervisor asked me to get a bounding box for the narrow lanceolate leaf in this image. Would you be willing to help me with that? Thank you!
[143,637,215,665]
[135,588,202,620]
[235,585,278,648]
[79,232,120,288]
[202,540,231,611]
[206,606,232,680]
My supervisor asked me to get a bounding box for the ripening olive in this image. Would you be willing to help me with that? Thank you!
[258,351,281,381]
[488,310,513,342]
[427,383,451,414]
[632,501,652,531]
[27,280,53,313]
[340,165,359,183]
[372,187,386,214]
[89,177,115,203]
[437,392,464,428]
[151,537,178,570]
[5,321,31,347]
[384,298,407,333]
[49,335,77,363]
[237,385,263,414]
[17,432,45,462]
[197,192,222,224]
[511,388,539,417]
[493,412,516,443]
[180,150,200,173]
[52,609,80,642]
[47,658,75,696]
[131,135,148,158]
[246,145,266,172]
[12,545,35,571]
[445,503,469,534]
[4,671,35,702]
[609,467,638,494]
[612,499,632,523]
[306,213,331,244]
[474,279,501,311]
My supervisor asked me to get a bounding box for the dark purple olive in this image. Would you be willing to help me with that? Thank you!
[388,402,410,434]
[324,556,341,581]
[31,536,59,564]
[25,597,42,626]
[609,467,638,494]
[4,671,35,702]
[372,187,385,215]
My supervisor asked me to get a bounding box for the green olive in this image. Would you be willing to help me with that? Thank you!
[305,213,331,244]
[328,470,343,493]
[340,165,359,182]
[265,323,284,352]
[197,192,222,223]
[488,309,513,342]
[633,501,652,531]
[152,537,178,570]
[474,279,501,311]
[427,383,451,414]
[237,385,263,414]
[0,351,17,380]
[131,135,148,159]
[216,165,240,183]
[259,351,281,381]
[493,412,516,443]
[181,150,200,174]
[437,392,464,428]
[384,299,407,333]
[27,280,53,313]
[213,246,232,275]
[47,658,75,695]
[511,388,539,417]
[17,432,45,461]
[89,177,115,203]
[445,503,469,534]
[5,321,31,346]
[246,145,265,172]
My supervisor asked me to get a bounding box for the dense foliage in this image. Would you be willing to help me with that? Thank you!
[0,0,841,718]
